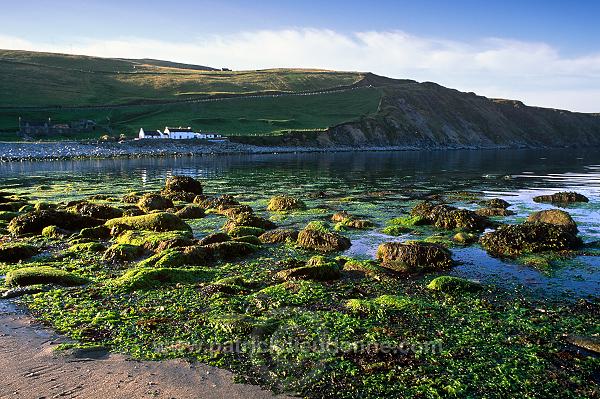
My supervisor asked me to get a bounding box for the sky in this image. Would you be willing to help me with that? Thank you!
[1,0,599,112]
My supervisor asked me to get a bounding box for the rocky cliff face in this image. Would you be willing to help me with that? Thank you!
[235,75,600,149]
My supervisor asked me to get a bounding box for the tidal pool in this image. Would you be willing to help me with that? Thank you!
[1,148,599,299]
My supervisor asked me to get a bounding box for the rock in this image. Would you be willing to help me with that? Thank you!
[475,208,515,217]
[41,225,69,239]
[296,222,351,252]
[223,212,276,232]
[336,218,374,230]
[165,176,203,195]
[479,198,511,209]
[79,225,112,240]
[194,194,239,212]
[2,285,50,299]
[175,205,205,219]
[160,190,197,202]
[565,335,600,355]
[69,201,124,220]
[121,207,145,217]
[479,222,582,258]
[0,242,38,262]
[105,213,192,232]
[233,235,262,245]
[533,191,589,204]
[275,256,341,281]
[427,276,482,293]
[266,195,306,211]
[5,266,88,287]
[122,192,143,204]
[198,232,231,246]
[453,232,479,244]
[226,225,265,237]
[139,246,212,268]
[68,242,105,252]
[375,241,452,272]
[203,241,259,260]
[527,209,578,233]
[115,230,194,252]
[136,194,174,213]
[112,267,209,291]
[411,201,492,231]
[102,244,146,263]
[331,211,352,223]
[259,229,299,244]
[221,205,254,218]
[8,210,103,235]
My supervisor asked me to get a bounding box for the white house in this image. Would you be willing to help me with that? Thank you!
[164,127,201,139]
[138,128,165,139]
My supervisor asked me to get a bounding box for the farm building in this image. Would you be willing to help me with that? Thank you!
[138,126,224,140]
[138,128,166,139]
[164,127,200,139]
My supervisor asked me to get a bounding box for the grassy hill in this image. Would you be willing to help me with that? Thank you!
[0,49,375,140]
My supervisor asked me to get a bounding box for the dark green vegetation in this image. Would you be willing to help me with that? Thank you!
[0,174,598,398]
[2,49,600,148]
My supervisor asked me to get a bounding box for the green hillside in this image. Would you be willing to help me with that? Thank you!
[0,49,377,140]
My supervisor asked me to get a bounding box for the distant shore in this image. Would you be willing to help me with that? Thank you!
[0,139,545,162]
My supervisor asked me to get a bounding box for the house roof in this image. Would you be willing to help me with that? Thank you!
[165,127,193,132]
[143,130,162,136]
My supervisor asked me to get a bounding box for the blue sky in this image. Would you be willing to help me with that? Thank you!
[1,0,599,112]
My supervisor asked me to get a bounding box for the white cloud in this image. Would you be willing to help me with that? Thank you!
[1,29,599,112]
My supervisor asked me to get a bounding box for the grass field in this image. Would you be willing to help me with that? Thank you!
[0,87,382,139]
[0,49,379,140]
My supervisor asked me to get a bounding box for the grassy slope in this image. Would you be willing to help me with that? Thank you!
[0,49,374,140]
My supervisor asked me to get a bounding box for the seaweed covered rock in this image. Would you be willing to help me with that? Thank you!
[194,194,240,212]
[479,198,511,209]
[175,205,205,219]
[331,211,374,230]
[233,235,262,245]
[227,225,265,237]
[136,194,174,213]
[427,276,482,294]
[223,212,276,232]
[160,190,197,202]
[102,243,146,263]
[198,232,231,246]
[526,209,578,233]
[411,201,492,231]
[296,221,351,252]
[275,255,341,281]
[204,241,259,260]
[115,230,194,252]
[267,195,306,212]
[5,266,88,287]
[69,201,123,220]
[122,192,143,204]
[479,222,582,258]
[41,225,69,239]
[453,232,479,245]
[0,211,18,222]
[112,267,209,291]
[475,208,515,217]
[79,225,111,240]
[221,205,254,218]
[105,213,191,232]
[376,241,452,273]
[0,242,38,262]
[140,246,212,268]
[8,210,102,235]
[259,229,299,244]
[533,191,589,204]
[165,175,203,195]
[68,242,105,252]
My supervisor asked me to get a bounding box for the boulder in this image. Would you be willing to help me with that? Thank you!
[221,205,254,218]
[475,208,515,217]
[165,176,203,195]
[198,232,231,246]
[41,225,69,239]
[122,192,143,204]
[226,225,265,237]
[427,276,482,293]
[259,229,299,244]
[204,241,259,260]
[533,191,589,204]
[136,194,173,213]
[267,195,306,211]
[526,209,578,233]
[112,267,209,292]
[102,244,146,263]
[115,230,194,252]
[0,242,38,262]
[8,210,102,235]
[411,201,492,231]
[479,222,582,258]
[296,222,351,252]
[175,205,205,219]
[160,190,197,202]
[275,256,341,281]
[376,241,452,272]
[223,212,276,232]
[105,213,191,232]
[194,194,239,212]
[5,266,87,287]
[479,198,511,209]
[69,201,124,220]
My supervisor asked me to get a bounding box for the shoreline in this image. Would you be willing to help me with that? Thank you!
[0,139,581,163]
[0,300,289,399]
